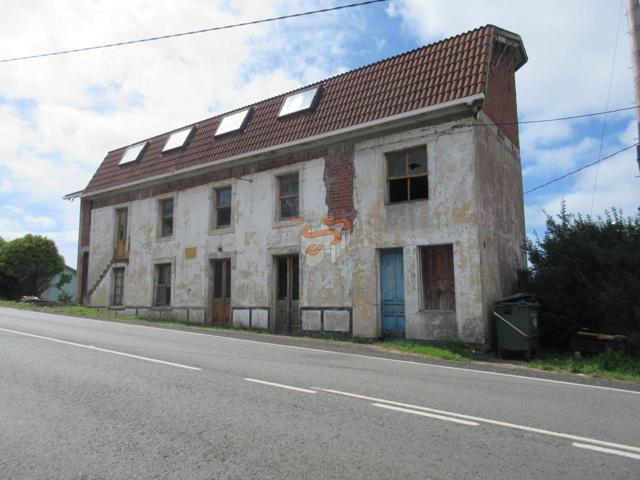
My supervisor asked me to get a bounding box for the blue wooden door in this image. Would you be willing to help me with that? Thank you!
[380,248,405,335]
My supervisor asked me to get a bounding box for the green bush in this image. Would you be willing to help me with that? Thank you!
[520,204,640,354]
[57,291,74,303]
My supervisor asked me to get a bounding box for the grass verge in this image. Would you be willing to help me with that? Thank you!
[530,350,640,383]
[378,339,482,362]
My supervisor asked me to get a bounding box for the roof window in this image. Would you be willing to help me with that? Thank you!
[215,108,251,136]
[163,127,194,152]
[278,86,321,117]
[119,142,147,165]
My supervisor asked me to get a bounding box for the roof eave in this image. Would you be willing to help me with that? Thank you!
[493,26,528,70]
[63,190,84,201]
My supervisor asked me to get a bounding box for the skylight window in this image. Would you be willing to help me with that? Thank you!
[215,108,251,136]
[278,86,320,117]
[119,142,147,165]
[163,127,194,152]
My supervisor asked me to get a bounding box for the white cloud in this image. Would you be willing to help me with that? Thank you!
[389,0,638,234]
[525,147,639,231]
[0,0,360,266]
[523,137,599,177]
[23,215,55,229]
[389,0,633,118]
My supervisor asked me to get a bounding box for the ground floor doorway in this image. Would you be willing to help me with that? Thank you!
[274,254,299,333]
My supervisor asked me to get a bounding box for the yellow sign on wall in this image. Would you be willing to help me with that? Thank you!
[184,247,197,259]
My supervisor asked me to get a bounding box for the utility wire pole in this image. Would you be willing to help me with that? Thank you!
[626,0,640,173]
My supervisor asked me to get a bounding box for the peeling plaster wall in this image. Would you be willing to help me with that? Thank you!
[474,113,527,346]
[351,120,485,343]
[88,158,345,323]
[86,115,523,345]
[87,207,115,306]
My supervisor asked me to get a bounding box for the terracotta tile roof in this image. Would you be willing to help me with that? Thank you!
[84,25,506,195]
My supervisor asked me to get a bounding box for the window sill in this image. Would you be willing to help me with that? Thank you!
[209,226,234,236]
[155,235,175,243]
[385,198,429,206]
[272,217,304,229]
[419,308,456,313]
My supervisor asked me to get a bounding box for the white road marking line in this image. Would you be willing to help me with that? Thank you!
[2,307,640,397]
[573,442,640,460]
[314,387,640,453]
[244,378,317,393]
[373,403,479,426]
[0,326,201,371]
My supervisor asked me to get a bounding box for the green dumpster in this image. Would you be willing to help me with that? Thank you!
[494,293,541,361]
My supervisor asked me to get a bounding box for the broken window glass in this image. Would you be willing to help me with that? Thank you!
[386,146,428,203]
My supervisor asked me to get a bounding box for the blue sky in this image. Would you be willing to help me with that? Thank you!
[0,0,637,266]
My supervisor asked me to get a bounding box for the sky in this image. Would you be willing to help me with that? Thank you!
[0,0,638,267]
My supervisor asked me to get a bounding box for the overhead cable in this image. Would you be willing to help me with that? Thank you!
[0,0,387,64]
[524,143,638,195]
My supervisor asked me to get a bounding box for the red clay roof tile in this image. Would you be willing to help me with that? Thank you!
[84,25,500,194]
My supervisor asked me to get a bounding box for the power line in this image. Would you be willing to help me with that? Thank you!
[590,0,624,215]
[0,0,387,64]
[524,143,638,195]
[471,105,638,128]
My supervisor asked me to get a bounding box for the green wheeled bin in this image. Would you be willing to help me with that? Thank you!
[494,294,541,361]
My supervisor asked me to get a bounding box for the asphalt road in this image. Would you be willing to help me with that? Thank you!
[1,307,639,479]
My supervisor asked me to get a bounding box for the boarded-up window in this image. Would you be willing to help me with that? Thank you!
[421,245,455,310]
[112,267,125,306]
[154,263,172,306]
[386,146,428,203]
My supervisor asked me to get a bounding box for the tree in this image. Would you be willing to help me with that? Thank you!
[0,234,65,299]
[0,236,18,299]
[521,204,640,353]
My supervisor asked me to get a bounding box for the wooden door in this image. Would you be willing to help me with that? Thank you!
[380,248,405,337]
[115,208,128,259]
[211,259,231,325]
[275,255,299,333]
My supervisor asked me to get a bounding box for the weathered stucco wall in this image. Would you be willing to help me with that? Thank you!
[86,116,523,346]
[88,157,353,322]
[474,112,527,346]
[351,120,485,343]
